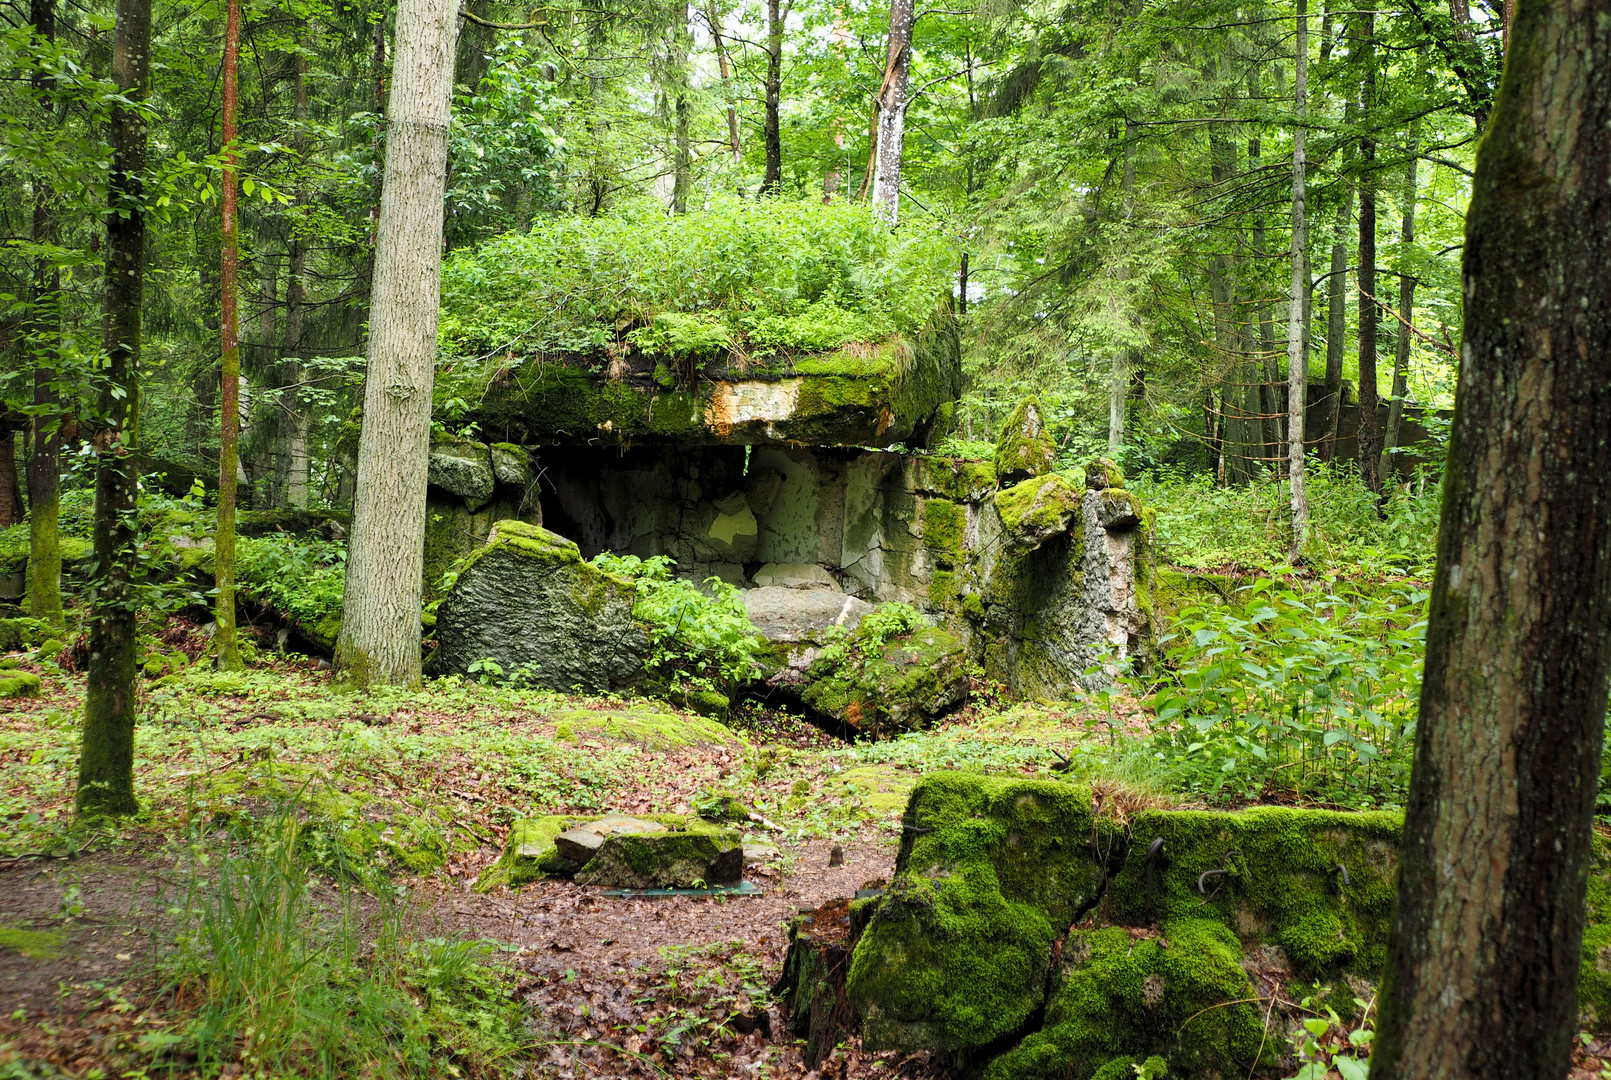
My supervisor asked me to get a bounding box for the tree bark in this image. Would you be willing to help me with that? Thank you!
[284,36,311,510]
[1381,131,1419,482]
[761,0,785,194]
[1287,0,1310,558]
[334,0,459,689]
[215,0,244,671]
[27,0,62,629]
[870,0,914,224]
[78,0,151,817]
[1355,8,1382,492]
[0,432,22,527]
[705,1,742,171]
[1371,0,1611,1073]
[1318,94,1356,464]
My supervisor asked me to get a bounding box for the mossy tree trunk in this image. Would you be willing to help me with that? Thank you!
[1371,0,1611,1073]
[1354,4,1383,492]
[78,0,151,817]
[334,0,458,689]
[760,0,786,195]
[214,0,243,672]
[27,0,63,630]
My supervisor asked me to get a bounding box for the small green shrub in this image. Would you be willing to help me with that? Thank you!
[591,553,764,694]
[1138,577,1428,805]
[236,535,346,632]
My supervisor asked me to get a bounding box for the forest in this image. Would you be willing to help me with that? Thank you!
[3,0,1610,1074]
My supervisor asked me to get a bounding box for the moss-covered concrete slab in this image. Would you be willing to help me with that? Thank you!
[430,521,649,691]
[477,812,742,891]
[550,707,741,749]
[800,614,969,736]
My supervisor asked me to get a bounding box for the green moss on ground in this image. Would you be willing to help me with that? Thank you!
[548,707,741,749]
[0,617,53,652]
[828,765,916,816]
[0,927,64,959]
[0,672,41,698]
[478,812,741,891]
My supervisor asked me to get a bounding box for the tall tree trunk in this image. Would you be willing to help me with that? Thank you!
[705,1,742,170]
[284,38,311,510]
[761,0,785,194]
[1287,0,1310,558]
[1380,129,1419,481]
[27,0,62,629]
[334,0,459,689]
[1110,136,1137,452]
[78,0,151,817]
[855,101,879,201]
[1248,69,1283,461]
[671,24,692,214]
[1208,130,1255,483]
[1318,93,1357,464]
[870,0,914,224]
[1355,5,1383,492]
[0,432,22,527]
[1371,0,1611,1072]
[215,0,243,671]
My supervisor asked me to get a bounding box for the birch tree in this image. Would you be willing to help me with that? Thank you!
[870,0,914,224]
[1372,0,1611,1070]
[334,0,459,689]
[1286,0,1309,558]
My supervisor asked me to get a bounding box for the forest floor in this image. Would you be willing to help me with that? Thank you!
[0,658,1104,1080]
[6,660,1609,1080]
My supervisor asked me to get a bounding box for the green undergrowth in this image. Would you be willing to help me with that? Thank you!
[162,811,528,1079]
[438,195,955,361]
[1136,575,1428,806]
[1132,462,1442,577]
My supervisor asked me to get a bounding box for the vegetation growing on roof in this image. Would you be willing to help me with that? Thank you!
[438,196,956,361]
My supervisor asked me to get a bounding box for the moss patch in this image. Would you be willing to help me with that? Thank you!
[848,773,1123,1055]
[994,398,1057,483]
[994,474,1084,548]
[549,707,741,750]
[0,671,41,698]
[0,927,64,959]
[829,765,916,816]
[801,618,969,736]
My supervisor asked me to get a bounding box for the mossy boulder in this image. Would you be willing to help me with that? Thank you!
[994,474,1085,551]
[427,435,497,509]
[800,616,969,736]
[1084,457,1126,491]
[994,398,1057,485]
[477,812,742,891]
[430,520,649,691]
[982,919,1272,1080]
[0,617,52,653]
[848,773,1123,1055]
[0,671,41,698]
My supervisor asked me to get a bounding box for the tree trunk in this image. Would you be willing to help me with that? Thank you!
[1380,130,1419,482]
[284,37,311,511]
[1370,0,1611,1073]
[0,432,22,527]
[78,0,151,817]
[761,0,784,194]
[870,0,914,225]
[1287,0,1309,559]
[215,0,244,671]
[1355,5,1383,492]
[1319,103,1356,464]
[334,0,459,689]
[705,1,742,171]
[27,0,62,629]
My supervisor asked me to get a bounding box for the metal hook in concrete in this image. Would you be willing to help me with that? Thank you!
[1197,849,1244,896]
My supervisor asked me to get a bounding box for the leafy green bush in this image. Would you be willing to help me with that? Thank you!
[236,535,345,630]
[1139,577,1428,805]
[438,195,955,359]
[815,601,928,670]
[1132,462,1443,576]
[591,553,764,693]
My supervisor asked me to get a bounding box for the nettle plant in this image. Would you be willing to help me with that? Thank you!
[591,554,764,695]
[1139,578,1429,806]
